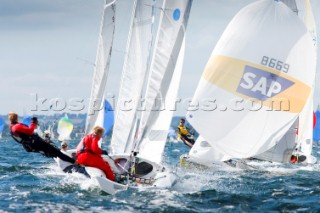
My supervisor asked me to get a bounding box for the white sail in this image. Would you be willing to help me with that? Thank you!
[303,0,317,46]
[297,0,317,158]
[138,38,186,164]
[280,0,298,15]
[136,0,193,157]
[186,0,316,159]
[110,0,155,154]
[255,0,316,163]
[85,0,116,134]
[254,119,298,163]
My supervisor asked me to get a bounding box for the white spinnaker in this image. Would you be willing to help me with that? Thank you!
[186,0,316,159]
[136,0,193,154]
[110,0,155,155]
[138,38,186,164]
[254,119,298,163]
[297,0,317,157]
[85,0,116,134]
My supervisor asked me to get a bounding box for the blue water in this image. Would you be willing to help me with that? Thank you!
[1,138,320,212]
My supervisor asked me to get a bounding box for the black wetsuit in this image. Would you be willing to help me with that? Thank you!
[10,123,75,164]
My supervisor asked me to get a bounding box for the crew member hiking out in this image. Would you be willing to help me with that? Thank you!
[9,112,77,165]
[76,126,115,181]
[176,118,195,148]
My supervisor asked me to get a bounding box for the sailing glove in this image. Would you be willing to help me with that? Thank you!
[102,150,108,155]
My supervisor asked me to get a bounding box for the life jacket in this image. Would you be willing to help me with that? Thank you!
[10,123,35,152]
[290,155,298,163]
[10,123,32,144]
[177,126,188,139]
[76,133,97,155]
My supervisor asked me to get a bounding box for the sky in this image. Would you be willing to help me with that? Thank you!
[0,0,319,116]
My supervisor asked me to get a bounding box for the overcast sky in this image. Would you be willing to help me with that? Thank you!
[0,0,319,116]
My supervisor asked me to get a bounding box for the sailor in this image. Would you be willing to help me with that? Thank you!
[43,130,55,146]
[176,118,195,147]
[76,126,115,181]
[9,112,77,165]
[55,141,90,177]
[290,148,306,163]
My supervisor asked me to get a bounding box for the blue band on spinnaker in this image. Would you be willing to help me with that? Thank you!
[103,99,114,138]
[0,118,4,133]
[22,116,32,127]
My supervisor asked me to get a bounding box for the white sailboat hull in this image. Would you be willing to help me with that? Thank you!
[55,150,176,194]
[85,167,128,195]
[106,153,177,188]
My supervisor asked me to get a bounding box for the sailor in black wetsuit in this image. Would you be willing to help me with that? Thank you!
[9,112,77,165]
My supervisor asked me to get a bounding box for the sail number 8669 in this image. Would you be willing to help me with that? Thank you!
[261,56,290,73]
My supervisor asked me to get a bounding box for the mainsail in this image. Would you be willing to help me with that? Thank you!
[138,37,187,164]
[110,0,155,154]
[296,0,317,158]
[85,0,116,134]
[135,0,193,164]
[186,0,316,159]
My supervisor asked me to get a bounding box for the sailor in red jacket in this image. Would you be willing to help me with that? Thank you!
[76,126,115,181]
[9,112,76,164]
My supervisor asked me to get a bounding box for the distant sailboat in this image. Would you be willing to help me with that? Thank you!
[0,118,4,138]
[57,115,73,141]
[313,109,320,143]
[181,0,316,168]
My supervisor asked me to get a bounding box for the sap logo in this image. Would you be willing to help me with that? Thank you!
[237,66,294,100]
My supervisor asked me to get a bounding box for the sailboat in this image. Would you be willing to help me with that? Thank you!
[60,0,192,195]
[0,117,4,139]
[180,0,316,169]
[314,109,320,143]
[57,115,74,141]
[254,0,318,164]
[293,0,317,163]
[107,0,192,190]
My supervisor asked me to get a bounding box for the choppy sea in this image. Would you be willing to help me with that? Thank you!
[1,138,320,212]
